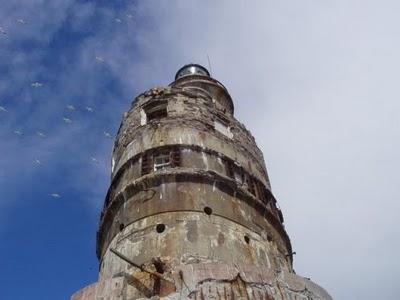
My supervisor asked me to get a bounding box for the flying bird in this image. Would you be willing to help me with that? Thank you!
[0,26,6,35]
[67,104,75,111]
[90,156,99,164]
[16,19,26,24]
[31,82,43,88]
[36,131,46,138]
[126,14,133,19]
[104,131,113,139]
[95,56,104,62]
[50,193,61,198]
[14,130,23,136]
[34,159,41,165]
[114,18,122,23]
[0,106,7,112]
[85,106,94,112]
[63,117,72,124]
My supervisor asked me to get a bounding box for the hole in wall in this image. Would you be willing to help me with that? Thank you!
[203,206,213,215]
[156,224,166,233]
[244,235,250,244]
[267,235,273,242]
[119,223,125,231]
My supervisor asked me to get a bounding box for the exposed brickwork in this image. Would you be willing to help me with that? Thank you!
[72,64,331,299]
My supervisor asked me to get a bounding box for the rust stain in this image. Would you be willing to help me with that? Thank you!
[218,232,225,245]
[72,66,332,300]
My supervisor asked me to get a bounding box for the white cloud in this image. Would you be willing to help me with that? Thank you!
[104,1,398,298]
[1,1,399,298]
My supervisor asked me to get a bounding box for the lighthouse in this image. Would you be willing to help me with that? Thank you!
[72,64,332,299]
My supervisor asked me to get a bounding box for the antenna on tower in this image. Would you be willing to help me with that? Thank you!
[207,54,213,76]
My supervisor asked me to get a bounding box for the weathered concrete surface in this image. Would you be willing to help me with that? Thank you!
[99,211,289,280]
[71,65,332,299]
[98,172,290,264]
[112,85,268,185]
[72,263,332,300]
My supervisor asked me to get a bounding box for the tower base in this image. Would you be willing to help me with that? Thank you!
[71,263,332,300]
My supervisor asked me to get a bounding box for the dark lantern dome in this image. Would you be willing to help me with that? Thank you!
[175,63,210,80]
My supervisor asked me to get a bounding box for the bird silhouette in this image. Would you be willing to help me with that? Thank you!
[90,157,100,164]
[36,131,46,138]
[63,117,72,124]
[31,82,43,88]
[103,131,113,139]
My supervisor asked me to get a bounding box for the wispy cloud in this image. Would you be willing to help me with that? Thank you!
[1,1,399,299]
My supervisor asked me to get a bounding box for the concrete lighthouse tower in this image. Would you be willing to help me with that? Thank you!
[72,64,332,299]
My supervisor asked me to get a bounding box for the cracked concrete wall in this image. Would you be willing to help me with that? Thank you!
[97,79,291,264]
[99,212,290,281]
[72,68,332,299]
[111,84,269,186]
[72,263,332,300]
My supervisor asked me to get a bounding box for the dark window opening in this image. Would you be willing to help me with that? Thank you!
[170,147,181,167]
[234,169,244,184]
[244,235,250,244]
[156,224,166,233]
[225,160,235,179]
[145,102,167,122]
[224,158,272,205]
[141,153,153,176]
[245,175,256,196]
[119,223,125,231]
[256,182,267,203]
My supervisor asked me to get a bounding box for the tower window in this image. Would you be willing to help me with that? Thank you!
[234,169,243,184]
[225,160,234,178]
[143,101,168,123]
[141,153,153,175]
[141,147,181,175]
[245,175,256,196]
[214,118,232,138]
[153,151,171,171]
[170,147,181,167]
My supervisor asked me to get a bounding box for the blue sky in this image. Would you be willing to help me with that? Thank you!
[0,1,139,298]
[1,1,400,299]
